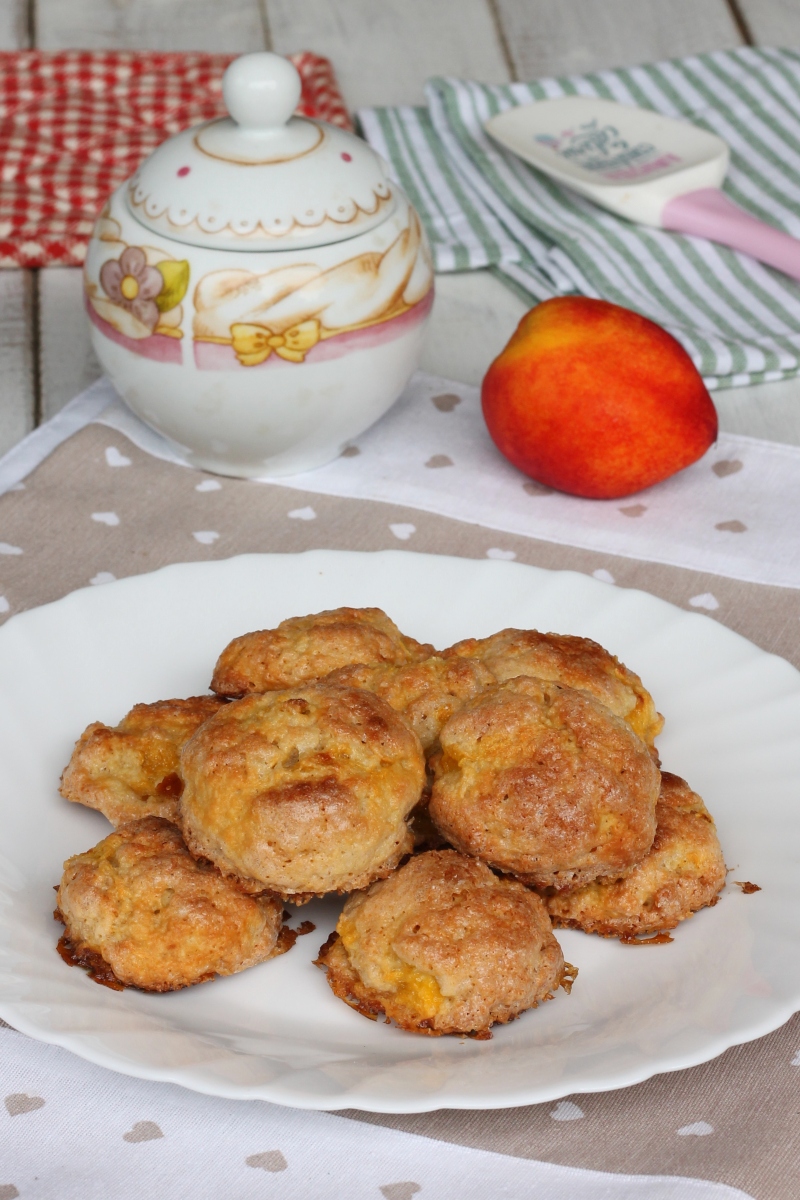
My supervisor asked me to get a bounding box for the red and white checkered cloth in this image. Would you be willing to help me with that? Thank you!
[0,50,352,269]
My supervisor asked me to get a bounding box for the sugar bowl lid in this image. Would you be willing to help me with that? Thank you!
[125,52,395,251]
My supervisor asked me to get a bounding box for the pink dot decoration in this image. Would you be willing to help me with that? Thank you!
[177,166,190,177]
[341,152,352,162]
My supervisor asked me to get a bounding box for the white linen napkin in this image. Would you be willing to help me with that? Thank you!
[0,373,796,591]
[1,1027,754,1200]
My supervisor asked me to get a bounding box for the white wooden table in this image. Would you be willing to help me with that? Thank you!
[2,0,799,456]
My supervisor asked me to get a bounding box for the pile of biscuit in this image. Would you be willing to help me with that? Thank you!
[56,606,726,1038]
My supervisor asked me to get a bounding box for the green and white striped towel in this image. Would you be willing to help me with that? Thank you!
[360,47,800,389]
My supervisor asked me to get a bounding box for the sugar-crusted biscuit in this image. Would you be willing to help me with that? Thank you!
[545,772,727,938]
[429,676,660,890]
[59,695,225,827]
[316,849,573,1036]
[324,655,495,752]
[444,628,663,746]
[180,682,426,899]
[55,817,288,992]
[211,607,434,698]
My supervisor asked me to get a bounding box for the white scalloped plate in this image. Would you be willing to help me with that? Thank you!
[0,551,798,1113]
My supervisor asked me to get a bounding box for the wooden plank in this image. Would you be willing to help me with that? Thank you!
[0,1,36,454]
[735,0,800,46]
[494,0,742,79]
[714,377,800,447]
[0,271,36,456]
[0,0,30,49]
[420,272,525,386]
[35,0,266,52]
[266,0,510,109]
[38,269,102,422]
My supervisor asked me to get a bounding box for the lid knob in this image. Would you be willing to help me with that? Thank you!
[223,52,302,131]
[126,46,397,248]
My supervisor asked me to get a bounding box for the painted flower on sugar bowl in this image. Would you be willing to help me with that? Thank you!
[100,248,162,331]
[86,215,189,341]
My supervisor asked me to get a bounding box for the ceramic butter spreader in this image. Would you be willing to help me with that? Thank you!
[485,95,800,281]
[85,52,433,478]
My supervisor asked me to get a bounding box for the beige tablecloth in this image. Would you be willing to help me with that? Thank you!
[0,422,798,1200]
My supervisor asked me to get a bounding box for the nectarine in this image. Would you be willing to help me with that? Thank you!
[481,297,718,499]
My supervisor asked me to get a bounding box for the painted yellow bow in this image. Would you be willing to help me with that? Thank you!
[230,319,321,366]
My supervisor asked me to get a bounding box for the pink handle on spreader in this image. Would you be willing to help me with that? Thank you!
[662,187,800,281]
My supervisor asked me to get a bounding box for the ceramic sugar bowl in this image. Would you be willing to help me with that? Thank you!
[84,53,433,477]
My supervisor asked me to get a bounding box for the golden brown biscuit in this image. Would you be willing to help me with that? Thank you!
[55,817,288,992]
[59,696,225,827]
[316,849,573,1036]
[324,655,495,752]
[444,628,663,746]
[429,676,660,890]
[545,772,727,939]
[180,682,426,899]
[211,607,434,697]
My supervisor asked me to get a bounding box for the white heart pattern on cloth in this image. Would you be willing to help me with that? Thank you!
[91,512,120,526]
[677,1122,714,1137]
[486,547,516,560]
[192,531,220,545]
[689,593,720,611]
[389,523,416,540]
[550,1100,585,1122]
[105,446,131,467]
